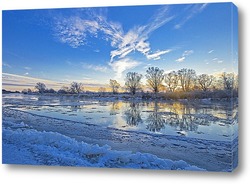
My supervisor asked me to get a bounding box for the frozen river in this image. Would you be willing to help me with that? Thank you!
[3,93,238,141]
[2,93,238,171]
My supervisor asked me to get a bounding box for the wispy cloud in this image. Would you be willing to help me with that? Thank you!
[176,57,186,62]
[2,73,67,90]
[2,73,104,91]
[53,6,174,75]
[24,72,29,75]
[176,50,193,62]
[54,16,100,48]
[208,49,214,54]
[212,57,223,64]
[3,62,12,68]
[109,58,140,79]
[81,62,108,73]
[183,50,194,56]
[109,7,174,62]
[89,65,108,72]
[174,3,208,29]
[146,49,172,60]
[24,66,32,70]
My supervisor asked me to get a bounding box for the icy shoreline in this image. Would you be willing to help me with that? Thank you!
[2,120,205,171]
[2,107,238,171]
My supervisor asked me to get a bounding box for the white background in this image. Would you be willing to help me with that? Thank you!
[0,0,248,183]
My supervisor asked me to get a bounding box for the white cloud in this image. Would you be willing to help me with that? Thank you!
[146,49,172,60]
[212,58,223,63]
[2,73,67,90]
[3,62,12,68]
[24,66,32,70]
[208,50,214,54]
[175,50,193,62]
[109,58,140,79]
[54,6,173,65]
[183,50,194,56]
[109,7,173,62]
[24,72,29,75]
[81,63,108,73]
[90,65,108,72]
[176,57,186,62]
[174,4,208,29]
[2,73,104,91]
[54,16,101,48]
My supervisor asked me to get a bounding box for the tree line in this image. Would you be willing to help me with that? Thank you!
[22,81,84,94]
[21,67,238,98]
[110,67,238,95]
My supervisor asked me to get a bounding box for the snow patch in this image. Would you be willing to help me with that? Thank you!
[2,121,205,171]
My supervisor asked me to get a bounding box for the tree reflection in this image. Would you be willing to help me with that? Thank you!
[124,102,142,126]
[162,102,216,132]
[144,101,219,134]
[146,101,165,132]
[110,101,122,115]
[177,115,199,132]
[70,105,82,112]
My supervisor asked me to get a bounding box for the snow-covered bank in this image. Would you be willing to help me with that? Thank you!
[2,107,238,171]
[2,120,204,171]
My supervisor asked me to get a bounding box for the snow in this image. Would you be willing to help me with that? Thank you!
[2,120,204,171]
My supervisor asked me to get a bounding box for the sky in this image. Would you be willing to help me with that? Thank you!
[2,2,238,91]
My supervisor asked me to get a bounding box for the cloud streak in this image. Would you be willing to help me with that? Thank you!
[176,50,193,62]
[109,58,140,79]
[3,62,12,68]
[174,3,208,29]
[208,50,214,54]
[53,5,206,78]
[146,49,172,60]
[54,6,174,78]
[24,66,32,70]
[2,73,104,91]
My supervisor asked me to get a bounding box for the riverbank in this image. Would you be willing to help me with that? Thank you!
[2,107,238,171]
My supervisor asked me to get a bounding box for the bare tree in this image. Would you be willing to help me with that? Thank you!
[22,88,32,94]
[35,82,46,93]
[165,71,179,92]
[145,67,164,93]
[197,74,214,91]
[98,87,106,93]
[221,72,235,90]
[109,79,120,94]
[124,102,142,126]
[125,72,143,95]
[177,68,196,92]
[58,86,70,94]
[70,82,84,94]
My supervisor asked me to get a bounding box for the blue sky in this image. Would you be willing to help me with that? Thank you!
[2,2,238,90]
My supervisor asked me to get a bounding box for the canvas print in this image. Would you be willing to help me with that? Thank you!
[2,2,238,172]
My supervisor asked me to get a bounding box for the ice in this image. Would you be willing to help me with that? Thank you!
[2,93,238,171]
[2,120,205,170]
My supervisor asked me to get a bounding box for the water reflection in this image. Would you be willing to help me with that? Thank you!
[7,92,237,141]
[108,101,236,134]
[110,102,122,115]
[124,102,142,126]
[146,102,165,132]
[70,105,82,112]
